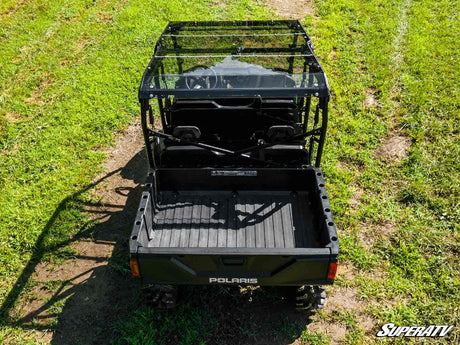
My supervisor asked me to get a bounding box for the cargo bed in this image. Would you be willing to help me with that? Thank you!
[130,167,338,286]
[149,191,320,249]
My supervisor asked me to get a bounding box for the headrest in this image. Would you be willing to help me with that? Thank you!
[267,125,295,142]
[172,126,201,140]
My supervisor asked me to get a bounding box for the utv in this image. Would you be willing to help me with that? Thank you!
[129,20,338,310]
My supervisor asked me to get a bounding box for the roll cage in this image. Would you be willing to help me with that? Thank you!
[139,20,330,169]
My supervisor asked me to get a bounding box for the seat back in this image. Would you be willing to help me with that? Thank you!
[267,125,295,142]
[265,145,309,164]
[161,146,219,167]
[168,98,300,142]
[172,126,201,140]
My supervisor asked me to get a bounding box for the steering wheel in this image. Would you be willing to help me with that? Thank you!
[184,65,219,90]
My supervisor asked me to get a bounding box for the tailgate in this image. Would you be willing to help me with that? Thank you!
[135,248,333,286]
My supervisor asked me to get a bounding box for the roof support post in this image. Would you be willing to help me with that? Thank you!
[141,99,155,169]
[315,96,329,167]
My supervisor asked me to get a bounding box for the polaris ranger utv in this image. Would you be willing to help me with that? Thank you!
[130,20,338,310]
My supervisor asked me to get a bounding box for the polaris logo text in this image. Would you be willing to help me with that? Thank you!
[209,278,258,284]
[376,323,453,337]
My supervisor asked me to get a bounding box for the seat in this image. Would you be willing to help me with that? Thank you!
[172,126,201,140]
[267,125,295,142]
[260,99,300,127]
[264,145,309,164]
[169,98,300,142]
[160,146,219,167]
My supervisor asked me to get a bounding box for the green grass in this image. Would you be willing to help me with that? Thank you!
[112,304,217,345]
[312,0,459,343]
[0,0,272,342]
[300,330,331,345]
[1,0,459,343]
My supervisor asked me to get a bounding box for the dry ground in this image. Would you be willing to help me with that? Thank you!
[266,0,315,19]
[14,123,147,344]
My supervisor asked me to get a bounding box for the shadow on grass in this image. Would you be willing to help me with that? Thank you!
[0,148,312,345]
[0,148,146,343]
[0,164,116,321]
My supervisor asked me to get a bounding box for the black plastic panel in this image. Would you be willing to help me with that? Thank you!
[136,252,331,286]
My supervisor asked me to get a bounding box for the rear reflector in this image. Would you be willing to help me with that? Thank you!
[130,259,140,277]
[327,262,338,280]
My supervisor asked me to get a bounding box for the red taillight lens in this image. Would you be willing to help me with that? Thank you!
[130,259,140,277]
[327,262,338,280]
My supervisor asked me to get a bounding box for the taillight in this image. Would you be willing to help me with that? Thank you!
[130,259,140,277]
[327,262,338,280]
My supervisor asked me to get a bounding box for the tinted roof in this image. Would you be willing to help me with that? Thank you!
[139,20,329,99]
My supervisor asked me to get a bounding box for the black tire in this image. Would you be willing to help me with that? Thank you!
[142,284,178,309]
[295,285,326,311]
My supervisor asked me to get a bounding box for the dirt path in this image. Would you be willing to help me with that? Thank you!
[15,122,147,344]
[266,0,315,19]
[51,123,147,344]
[21,120,316,345]
[11,120,315,345]
[376,0,411,162]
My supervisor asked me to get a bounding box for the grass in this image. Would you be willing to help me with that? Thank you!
[0,0,271,341]
[312,0,459,342]
[300,330,331,345]
[1,0,459,344]
[112,305,216,345]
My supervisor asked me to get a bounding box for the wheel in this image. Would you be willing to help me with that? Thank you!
[295,285,326,311]
[143,284,178,309]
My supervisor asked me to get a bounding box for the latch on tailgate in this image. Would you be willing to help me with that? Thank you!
[221,256,246,266]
